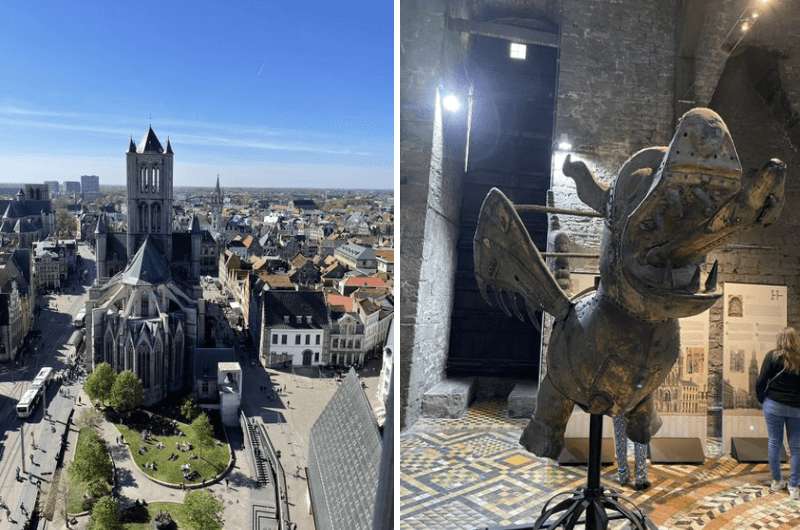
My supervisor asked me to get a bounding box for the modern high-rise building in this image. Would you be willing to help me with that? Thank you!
[64,181,81,196]
[44,181,59,197]
[81,174,100,201]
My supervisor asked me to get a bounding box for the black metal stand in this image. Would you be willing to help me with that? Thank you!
[529,414,656,530]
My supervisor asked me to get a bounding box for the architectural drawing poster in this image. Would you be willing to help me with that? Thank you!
[652,309,710,445]
[722,282,787,454]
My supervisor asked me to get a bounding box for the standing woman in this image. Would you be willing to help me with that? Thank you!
[757,327,800,499]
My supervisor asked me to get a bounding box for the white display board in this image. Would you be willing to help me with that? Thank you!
[722,282,787,454]
[652,310,710,447]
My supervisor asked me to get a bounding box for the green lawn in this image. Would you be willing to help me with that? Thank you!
[116,419,229,485]
[122,501,193,529]
[66,427,111,514]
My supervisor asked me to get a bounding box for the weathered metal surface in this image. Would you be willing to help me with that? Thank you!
[474,108,786,459]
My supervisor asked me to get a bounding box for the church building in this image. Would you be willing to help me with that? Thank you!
[86,127,205,405]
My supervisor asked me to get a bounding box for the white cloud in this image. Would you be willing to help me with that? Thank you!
[0,104,381,155]
[0,152,392,190]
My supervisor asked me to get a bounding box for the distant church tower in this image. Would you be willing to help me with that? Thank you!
[211,174,223,233]
[126,127,174,261]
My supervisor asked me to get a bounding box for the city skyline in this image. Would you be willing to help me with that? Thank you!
[0,2,392,189]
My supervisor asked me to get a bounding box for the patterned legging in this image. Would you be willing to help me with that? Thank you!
[612,415,648,483]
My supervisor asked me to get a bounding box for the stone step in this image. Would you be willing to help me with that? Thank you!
[422,378,475,419]
[507,382,538,418]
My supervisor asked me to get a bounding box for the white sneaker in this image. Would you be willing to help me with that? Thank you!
[790,486,799,500]
[771,479,787,492]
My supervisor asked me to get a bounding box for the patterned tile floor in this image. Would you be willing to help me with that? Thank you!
[401,400,800,529]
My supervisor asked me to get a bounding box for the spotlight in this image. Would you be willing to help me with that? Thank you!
[442,94,461,112]
[751,11,759,18]
[741,22,750,31]
[509,42,527,60]
[557,141,573,151]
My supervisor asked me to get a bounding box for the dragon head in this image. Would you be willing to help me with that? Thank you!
[598,108,786,320]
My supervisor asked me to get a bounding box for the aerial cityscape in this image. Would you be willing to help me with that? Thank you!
[0,2,393,530]
[0,127,393,530]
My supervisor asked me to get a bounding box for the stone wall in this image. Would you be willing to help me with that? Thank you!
[705,49,800,420]
[400,0,467,429]
[551,0,678,246]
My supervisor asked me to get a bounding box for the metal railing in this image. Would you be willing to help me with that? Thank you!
[240,411,290,530]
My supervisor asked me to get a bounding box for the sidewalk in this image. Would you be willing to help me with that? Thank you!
[6,382,79,529]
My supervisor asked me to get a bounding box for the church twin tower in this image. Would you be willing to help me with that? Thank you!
[126,127,175,260]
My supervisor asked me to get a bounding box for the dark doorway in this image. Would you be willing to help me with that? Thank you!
[447,31,558,379]
[302,350,313,366]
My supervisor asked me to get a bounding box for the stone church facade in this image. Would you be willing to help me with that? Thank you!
[87,128,204,405]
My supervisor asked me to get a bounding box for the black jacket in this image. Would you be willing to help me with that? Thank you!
[756,350,800,409]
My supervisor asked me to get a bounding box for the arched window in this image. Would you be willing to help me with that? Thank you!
[151,203,161,233]
[140,296,147,317]
[139,202,147,232]
[104,332,114,365]
[154,340,163,389]
[137,344,150,388]
[174,331,184,381]
[154,167,160,192]
[126,343,134,371]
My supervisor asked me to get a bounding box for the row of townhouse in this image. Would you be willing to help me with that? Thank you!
[248,286,393,368]
[0,248,35,362]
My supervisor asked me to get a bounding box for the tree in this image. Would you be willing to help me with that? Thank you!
[184,490,223,530]
[55,208,76,238]
[181,397,200,422]
[90,496,121,530]
[109,370,143,416]
[86,478,110,500]
[84,363,116,405]
[76,407,103,431]
[70,429,112,484]
[191,412,214,447]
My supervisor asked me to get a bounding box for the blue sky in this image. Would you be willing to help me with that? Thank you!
[0,2,393,189]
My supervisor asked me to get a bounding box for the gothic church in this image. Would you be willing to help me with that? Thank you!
[87,128,205,405]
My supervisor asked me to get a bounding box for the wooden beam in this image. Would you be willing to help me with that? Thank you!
[542,252,600,259]
[447,17,558,48]
[514,204,604,218]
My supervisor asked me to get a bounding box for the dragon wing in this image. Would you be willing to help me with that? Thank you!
[473,188,572,329]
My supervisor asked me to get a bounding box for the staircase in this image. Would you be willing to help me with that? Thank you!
[244,418,271,488]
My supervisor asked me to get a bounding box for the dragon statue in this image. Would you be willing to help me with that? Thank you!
[474,108,787,459]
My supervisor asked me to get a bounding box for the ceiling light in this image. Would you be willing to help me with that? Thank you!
[442,94,461,113]
[557,141,572,151]
[509,42,527,60]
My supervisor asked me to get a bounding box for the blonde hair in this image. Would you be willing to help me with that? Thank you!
[776,327,800,374]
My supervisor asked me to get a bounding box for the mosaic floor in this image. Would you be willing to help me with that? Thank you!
[401,400,800,529]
